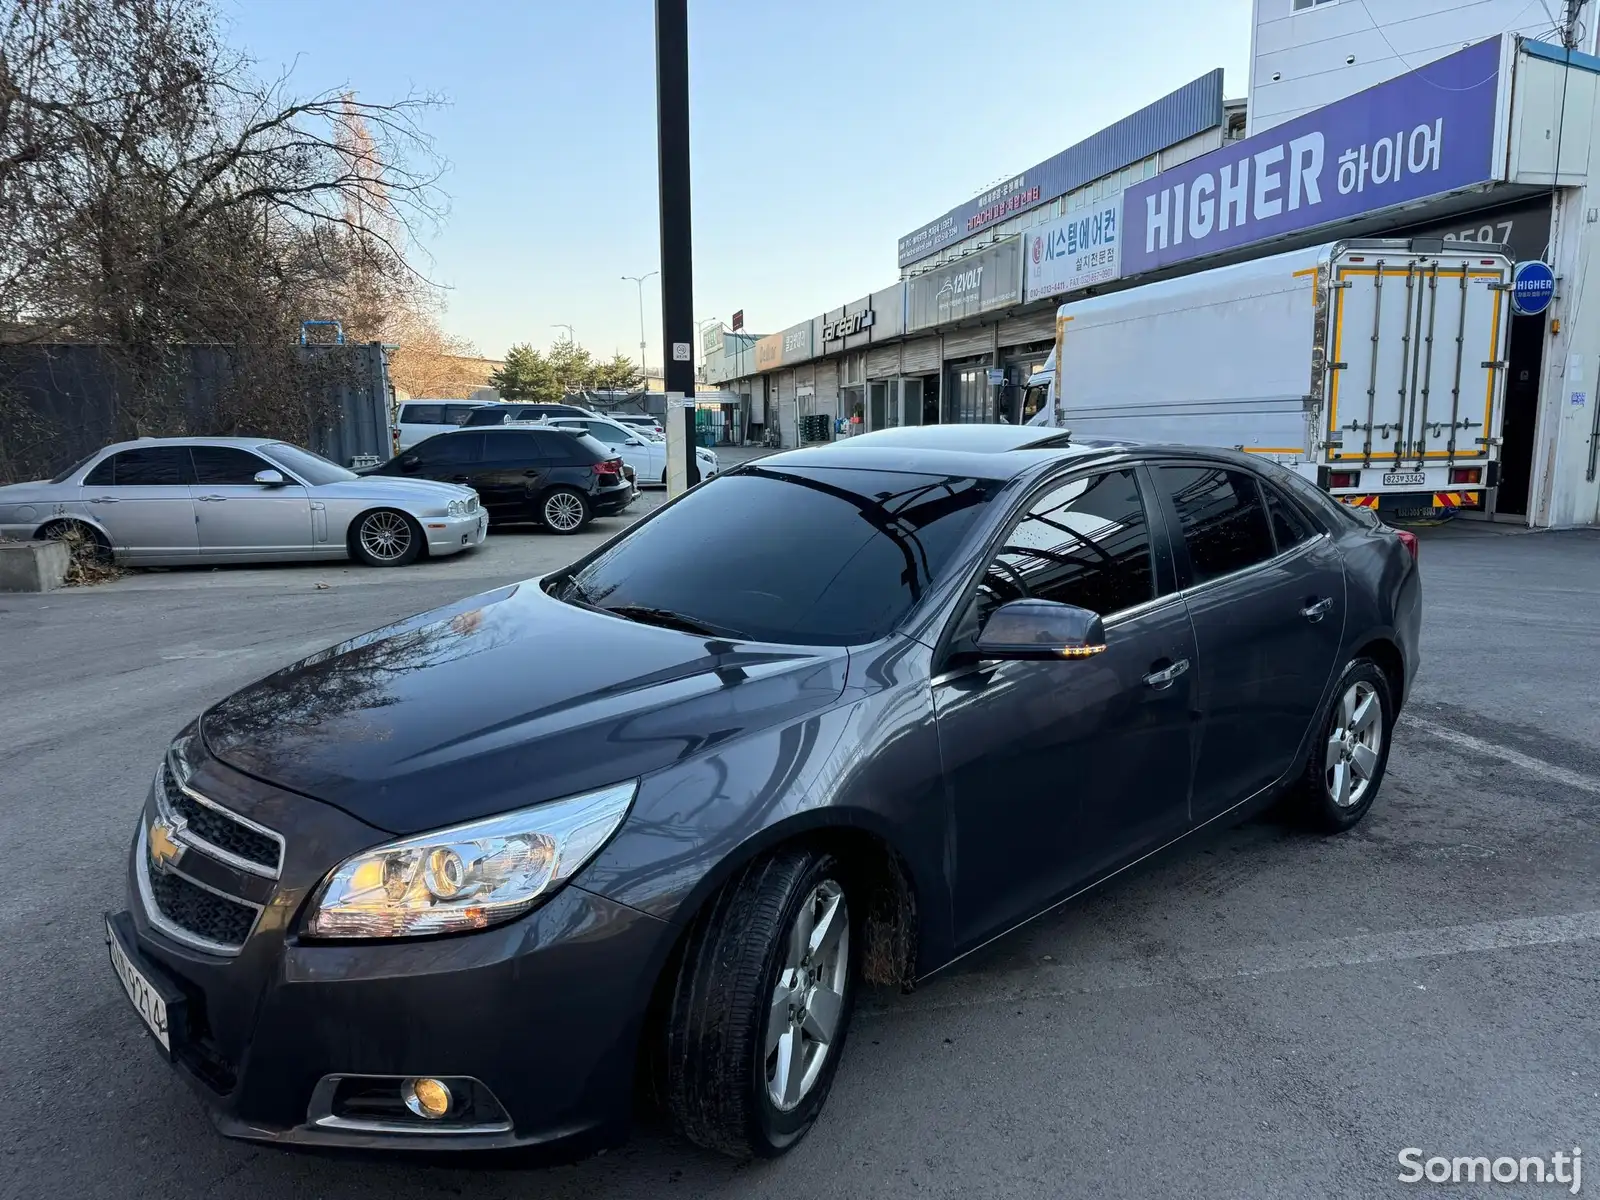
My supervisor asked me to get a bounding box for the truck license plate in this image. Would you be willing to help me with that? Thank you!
[1382,471,1427,488]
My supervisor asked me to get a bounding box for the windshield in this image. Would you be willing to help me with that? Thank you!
[556,465,1002,645]
[259,443,357,485]
[50,453,96,484]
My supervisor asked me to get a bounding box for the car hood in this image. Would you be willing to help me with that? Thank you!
[312,476,475,502]
[201,583,849,835]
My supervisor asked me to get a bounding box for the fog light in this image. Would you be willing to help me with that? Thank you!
[402,1076,452,1120]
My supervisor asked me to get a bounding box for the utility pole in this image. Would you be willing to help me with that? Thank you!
[622,272,657,391]
[552,323,575,344]
[656,0,700,484]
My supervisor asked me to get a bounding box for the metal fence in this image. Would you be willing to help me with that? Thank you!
[0,341,392,483]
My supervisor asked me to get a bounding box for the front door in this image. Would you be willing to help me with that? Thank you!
[189,445,314,557]
[1153,464,1346,824]
[475,430,547,520]
[933,467,1197,950]
[79,446,199,560]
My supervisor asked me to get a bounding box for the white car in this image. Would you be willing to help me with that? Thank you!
[605,413,665,439]
[391,400,489,453]
[543,416,719,487]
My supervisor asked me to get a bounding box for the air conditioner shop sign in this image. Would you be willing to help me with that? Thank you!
[1120,36,1500,275]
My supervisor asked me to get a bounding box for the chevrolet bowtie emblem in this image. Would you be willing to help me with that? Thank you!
[149,815,185,870]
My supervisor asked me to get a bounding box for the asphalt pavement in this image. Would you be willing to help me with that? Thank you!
[1,512,1596,1200]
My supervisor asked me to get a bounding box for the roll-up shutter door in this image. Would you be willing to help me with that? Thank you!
[997,307,1057,347]
[777,371,797,446]
[900,337,939,374]
[813,359,841,417]
[942,326,993,359]
[866,344,900,379]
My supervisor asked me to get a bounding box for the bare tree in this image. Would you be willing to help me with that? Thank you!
[0,0,447,453]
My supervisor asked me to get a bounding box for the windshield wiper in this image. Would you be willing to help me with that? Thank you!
[599,605,730,638]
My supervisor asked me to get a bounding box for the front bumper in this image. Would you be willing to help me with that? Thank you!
[423,510,487,555]
[113,760,673,1152]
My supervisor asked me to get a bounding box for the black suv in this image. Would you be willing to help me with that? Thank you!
[365,426,633,533]
[460,402,594,427]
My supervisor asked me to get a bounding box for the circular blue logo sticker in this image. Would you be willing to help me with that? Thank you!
[1511,260,1555,317]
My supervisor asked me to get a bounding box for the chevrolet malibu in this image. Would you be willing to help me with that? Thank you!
[106,425,1420,1159]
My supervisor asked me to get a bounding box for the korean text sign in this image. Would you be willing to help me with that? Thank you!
[1121,37,1501,275]
[1024,198,1122,303]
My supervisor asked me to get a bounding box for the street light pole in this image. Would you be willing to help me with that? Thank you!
[621,272,657,391]
[655,0,699,486]
[551,323,575,344]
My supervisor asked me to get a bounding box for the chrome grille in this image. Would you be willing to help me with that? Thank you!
[145,861,257,948]
[159,760,283,878]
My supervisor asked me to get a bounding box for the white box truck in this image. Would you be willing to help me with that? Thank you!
[1023,239,1513,514]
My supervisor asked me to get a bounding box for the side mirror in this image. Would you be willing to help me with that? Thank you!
[253,469,287,487]
[625,437,644,446]
[975,599,1107,662]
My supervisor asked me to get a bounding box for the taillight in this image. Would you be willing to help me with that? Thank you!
[1394,528,1419,561]
[1328,471,1359,489]
[1449,466,1482,485]
[591,457,622,476]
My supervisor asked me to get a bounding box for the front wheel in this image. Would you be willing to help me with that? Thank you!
[1288,658,1393,832]
[540,487,590,534]
[350,509,422,567]
[665,850,858,1159]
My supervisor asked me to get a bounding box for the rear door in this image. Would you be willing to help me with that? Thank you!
[189,445,314,557]
[1154,462,1345,823]
[79,447,199,560]
[476,430,548,520]
[1325,250,1508,472]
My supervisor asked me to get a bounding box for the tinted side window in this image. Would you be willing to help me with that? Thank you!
[1263,481,1315,550]
[541,431,601,464]
[462,408,508,427]
[481,430,544,462]
[402,404,444,425]
[977,470,1155,624]
[412,433,480,465]
[444,405,479,426]
[106,447,191,485]
[191,446,270,485]
[83,456,115,486]
[585,422,629,446]
[1159,466,1276,583]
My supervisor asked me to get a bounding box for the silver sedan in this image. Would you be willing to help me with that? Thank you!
[0,437,485,567]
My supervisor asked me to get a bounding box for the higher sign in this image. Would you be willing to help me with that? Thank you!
[1121,37,1501,275]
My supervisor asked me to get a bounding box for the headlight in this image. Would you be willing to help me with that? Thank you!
[305,781,636,938]
[446,498,466,517]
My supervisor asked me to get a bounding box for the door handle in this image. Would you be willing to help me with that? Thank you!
[1143,658,1190,689]
[88,497,118,504]
[1301,597,1334,622]
[197,495,225,502]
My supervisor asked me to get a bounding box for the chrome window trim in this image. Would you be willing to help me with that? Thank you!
[162,756,285,880]
[135,825,262,957]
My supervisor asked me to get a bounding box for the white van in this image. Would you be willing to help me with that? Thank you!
[392,400,489,454]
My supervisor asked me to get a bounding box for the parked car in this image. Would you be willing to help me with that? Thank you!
[605,413,665,439]
[460,402,597,427]
[542,415,720,486]
[0,437,483,567]
[362,426,632,533]
[106,425,1418,1161]
[392,401,489,453]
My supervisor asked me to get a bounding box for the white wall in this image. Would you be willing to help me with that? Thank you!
[1248,0,1595,136]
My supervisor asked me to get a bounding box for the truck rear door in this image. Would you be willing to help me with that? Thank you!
[1323,248,1509,510]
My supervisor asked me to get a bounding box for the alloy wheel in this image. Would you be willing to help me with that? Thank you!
[1325,680,1383,808]
[544,492,585,532]
[763,880,849,1112]
[359,511,411,562]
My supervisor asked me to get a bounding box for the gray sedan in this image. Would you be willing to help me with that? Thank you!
[0,437,485,567]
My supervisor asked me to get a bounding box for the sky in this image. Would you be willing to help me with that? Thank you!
[222,0,1253,369]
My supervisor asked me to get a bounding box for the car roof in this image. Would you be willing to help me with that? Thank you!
[756,425,1268,482]
[439,423,582,437]
[93,436,288,454]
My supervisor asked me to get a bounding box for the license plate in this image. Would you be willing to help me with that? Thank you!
[1382,471,1427,488]
[106,916,170,1052]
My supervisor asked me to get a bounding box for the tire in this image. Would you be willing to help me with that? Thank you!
[349,509,422,567]
[665,849,859,1159]
[37,519,111,563]
[1288,658,1394,832]
[539,486,590,534]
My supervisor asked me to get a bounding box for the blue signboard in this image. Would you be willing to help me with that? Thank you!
[1511,259,1555,316]
[1122,38,1502,275]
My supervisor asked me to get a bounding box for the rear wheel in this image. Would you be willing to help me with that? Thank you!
[1288,658,1393,832]
[665,849,858,1159]
[350,509,422,567]
[540,487,589,534]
